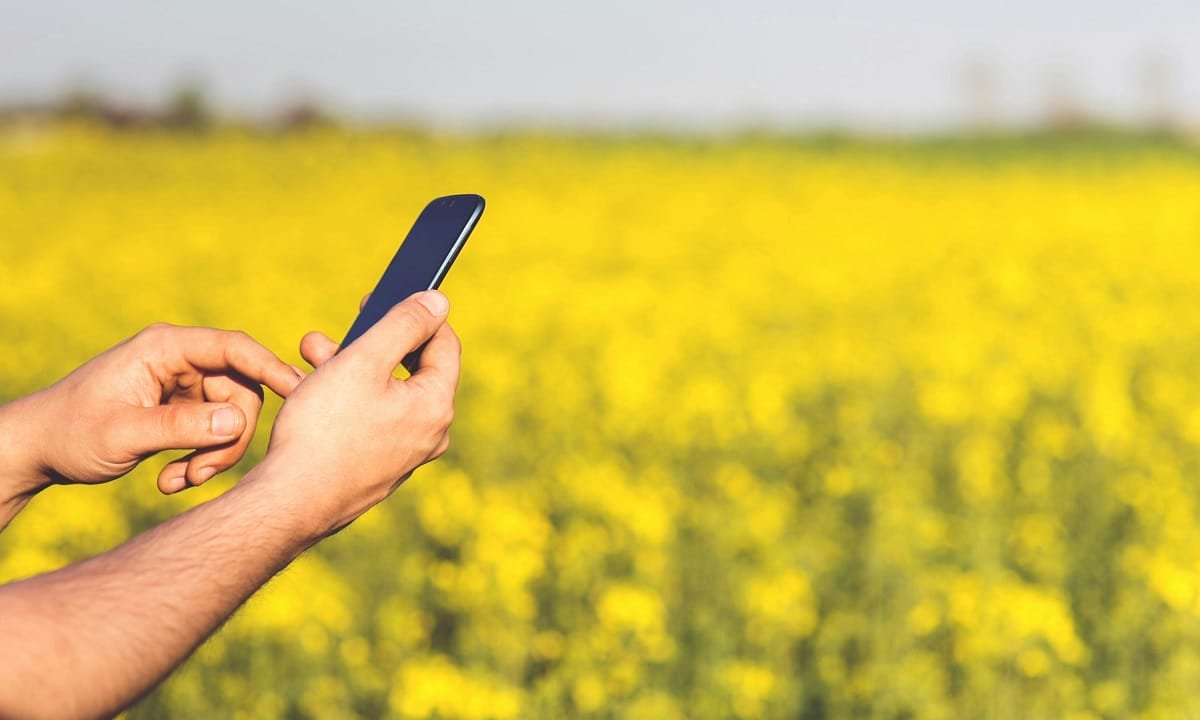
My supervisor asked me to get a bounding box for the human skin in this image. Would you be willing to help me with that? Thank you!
[0,322,305,527]
[0,291,459,719]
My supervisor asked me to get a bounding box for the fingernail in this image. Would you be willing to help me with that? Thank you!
[417,291,449,317]
[195,466,218,483]
[211,407,241,437]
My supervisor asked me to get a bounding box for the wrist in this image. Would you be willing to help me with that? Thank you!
[0,392,54,512]
[235,454,331,553]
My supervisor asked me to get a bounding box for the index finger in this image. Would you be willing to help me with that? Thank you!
[408,322,462,398]
[158,327,302,398]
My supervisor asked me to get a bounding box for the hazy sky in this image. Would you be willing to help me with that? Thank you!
[2,0,1198,130]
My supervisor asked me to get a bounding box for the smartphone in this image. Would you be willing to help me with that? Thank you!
[338,194,485,363]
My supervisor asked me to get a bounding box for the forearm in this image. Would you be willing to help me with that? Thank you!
[0,458,318,720]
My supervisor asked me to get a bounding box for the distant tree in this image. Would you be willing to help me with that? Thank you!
[58,85,104,122]
[55,83,156,130]
[1040,62,1088,131]
[162,77,212,132]
[277,97,334,132]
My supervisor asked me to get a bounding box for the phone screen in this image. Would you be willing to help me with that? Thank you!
[339,194,484,352]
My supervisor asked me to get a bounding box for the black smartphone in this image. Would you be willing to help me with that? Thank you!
[338,193,485,363]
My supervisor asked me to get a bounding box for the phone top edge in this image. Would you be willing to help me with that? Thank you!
[425,194,486,215]
[429,198,484,289]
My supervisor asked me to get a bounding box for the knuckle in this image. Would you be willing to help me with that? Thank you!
[429,400,455,432]
[161,407,200,441]
[390,307,426,333]
[157,409,180,440]
[137,322,173,342]
[225,329,256,349]
[402,294,434,315]
[434,433,452,458]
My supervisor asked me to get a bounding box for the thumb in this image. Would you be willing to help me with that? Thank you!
[117,403,247,457]
[349,291,449,373]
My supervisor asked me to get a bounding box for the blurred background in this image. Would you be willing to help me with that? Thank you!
[5,0,1200,133]
[4,2,1200,718]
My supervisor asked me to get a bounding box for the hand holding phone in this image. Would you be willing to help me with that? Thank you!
[339,194,484,367]
[271,288,461,538]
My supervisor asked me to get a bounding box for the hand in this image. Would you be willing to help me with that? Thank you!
[0,324,301,497]
[253,290,460,539]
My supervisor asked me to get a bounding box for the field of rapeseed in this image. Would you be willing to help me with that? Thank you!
[3,125,1200,718]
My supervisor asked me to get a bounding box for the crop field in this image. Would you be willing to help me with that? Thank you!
[3,126,1200,718]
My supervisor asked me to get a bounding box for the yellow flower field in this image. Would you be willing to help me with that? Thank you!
[3,126,1200,718]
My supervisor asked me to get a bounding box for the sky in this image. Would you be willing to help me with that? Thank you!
[1,0,1198,131]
